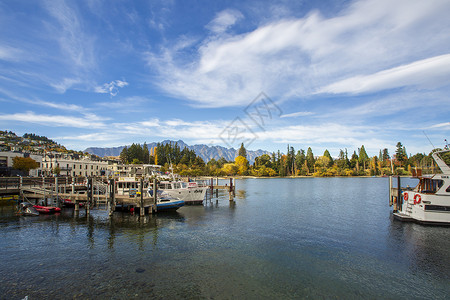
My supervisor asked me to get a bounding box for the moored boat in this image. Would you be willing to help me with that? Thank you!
[148,189,185,211]
[390,149,450,225]
[17,202,39,216]
[158,180,208,205]
[33,205,61,214]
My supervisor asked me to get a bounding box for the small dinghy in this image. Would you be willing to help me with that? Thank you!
[33,205,61,214]
[17,202,39,216]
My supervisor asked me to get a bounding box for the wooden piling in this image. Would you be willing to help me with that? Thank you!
[140,178,145,216]
[86,177,92,215]
[19,176,23,206]
[108,178,115,216]
[153,178,157,213]
[397,176,401,211]
[389,176,393,206]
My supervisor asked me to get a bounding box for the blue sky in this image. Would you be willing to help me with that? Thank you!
[0,0,449,157]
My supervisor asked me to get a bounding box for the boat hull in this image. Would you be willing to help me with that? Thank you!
[157,200,185,211]
[397,190,450,225]
[162,187,208,205]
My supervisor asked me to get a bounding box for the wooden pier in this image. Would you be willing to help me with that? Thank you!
[1,176,237,216]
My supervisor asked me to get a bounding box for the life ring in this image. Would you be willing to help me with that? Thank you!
[414,194,421,205]
[403,192,408,201]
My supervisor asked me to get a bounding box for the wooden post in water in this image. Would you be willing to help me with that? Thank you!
[210,178,213,201]
[108,178,115,216]
[215,177,219,197]
[389,176,393,206]
[86,177,92,215]
[153,178,157,213]
[140,178,145,216]
[397,176,401,212]
[229,178,233,201]
[19,176,23,205]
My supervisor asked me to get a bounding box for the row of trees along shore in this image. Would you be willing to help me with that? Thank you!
[120,142,450,177]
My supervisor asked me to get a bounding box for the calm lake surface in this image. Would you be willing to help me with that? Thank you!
[1,177,449,299]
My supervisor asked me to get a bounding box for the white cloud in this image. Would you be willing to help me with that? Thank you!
[0,87,88,112]
[0,46,24,62]
[95,80,129,96]
[206,9,244,34]
[429,122,450,129]
[280,111,314,118]
[318,54,450,94]
[44,0,96,69]
[50,78,82,93]
[0,111,107,129]
[146,0,450,108]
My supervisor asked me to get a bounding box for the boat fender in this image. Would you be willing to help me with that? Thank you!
[403,192,408,201]
[414,194,421,205]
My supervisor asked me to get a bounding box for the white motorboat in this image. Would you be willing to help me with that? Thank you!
[158,180,209,205]
[392,149,450,225]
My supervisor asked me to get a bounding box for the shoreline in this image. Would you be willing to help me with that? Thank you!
[198,175,414,180]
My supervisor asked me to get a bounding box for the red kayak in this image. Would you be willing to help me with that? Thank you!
[33,205,62,214]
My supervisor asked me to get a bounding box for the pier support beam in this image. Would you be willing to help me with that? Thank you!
[397,176,401,211]
[140,178,145,217]
[108,178,115,217]
[86,177,92,215]
[153,178,157,213]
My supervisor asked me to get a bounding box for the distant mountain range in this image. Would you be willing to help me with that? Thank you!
[84,140,270,164]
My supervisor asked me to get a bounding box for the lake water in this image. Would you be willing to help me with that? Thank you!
[1,178,449,299]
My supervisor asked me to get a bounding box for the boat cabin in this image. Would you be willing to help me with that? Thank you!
[116,177,149,196]
[415,175,450,195]
[158,181,188,190]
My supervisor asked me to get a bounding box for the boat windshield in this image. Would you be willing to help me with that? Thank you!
[417,178,444,194]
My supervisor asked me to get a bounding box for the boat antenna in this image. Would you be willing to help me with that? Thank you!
[423,131,436,149]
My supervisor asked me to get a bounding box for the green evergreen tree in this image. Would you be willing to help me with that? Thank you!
[295,149,306,171]
[382,148,390,160]
[120,146,129,164]
[238,143,247,159]
[306,147,315,173]
[323,149,333,167]
[395,142,407,165]
[358,145,369,170]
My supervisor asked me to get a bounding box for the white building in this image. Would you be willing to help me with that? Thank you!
[41,152,110,177]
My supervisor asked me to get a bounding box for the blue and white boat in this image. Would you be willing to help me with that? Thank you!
[148,189,185,211]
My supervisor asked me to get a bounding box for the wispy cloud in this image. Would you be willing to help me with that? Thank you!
[206,9,244,34]
[429,122,450,129]
[94,80,129,96]
[44,0,95,69]
[280,111,314,118]
[318,54,450,94]
[0,45,24,62]
[146,0,450,108]
[0,87,87,112]
[0,111,107,129]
